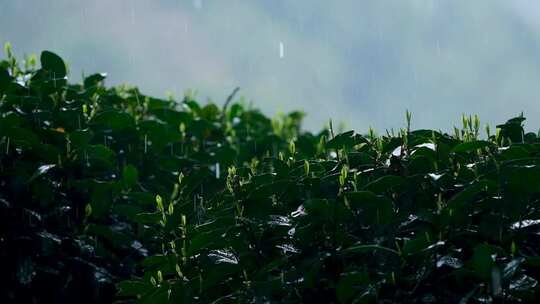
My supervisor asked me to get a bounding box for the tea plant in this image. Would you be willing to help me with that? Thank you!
[0,48,315,303]
[2,48,540,303]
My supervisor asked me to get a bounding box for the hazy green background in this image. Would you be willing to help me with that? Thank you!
[2,0,540,132]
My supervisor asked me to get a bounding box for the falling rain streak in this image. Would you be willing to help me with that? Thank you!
[3,1,540,132]
[130,6,135,25]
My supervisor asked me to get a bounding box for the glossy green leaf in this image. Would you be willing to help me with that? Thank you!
[345,191,394,224]
[470,244,494,281]
[123,165,138,188]
[0,66,11,90]
[83,73,106,88]
[451,140,492,153]
[40,50,67,78]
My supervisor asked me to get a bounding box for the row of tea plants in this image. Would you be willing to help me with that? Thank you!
[2,47,540,303]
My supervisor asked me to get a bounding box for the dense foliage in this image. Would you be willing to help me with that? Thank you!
[2,47,540,303]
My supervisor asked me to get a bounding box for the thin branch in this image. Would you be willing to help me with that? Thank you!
[222,86,240,114]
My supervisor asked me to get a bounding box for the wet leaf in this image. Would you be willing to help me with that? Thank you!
[451,140,492,153]
[123,165,138,188]
[40,50,67,78]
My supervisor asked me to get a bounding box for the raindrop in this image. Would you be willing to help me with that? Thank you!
[297,17,304,33]
[279,41,284,58]
[144,134,148,154]
[193,0,203,9]
[81,6,86,22]
[215,162,220,179]
[130,6,135,25]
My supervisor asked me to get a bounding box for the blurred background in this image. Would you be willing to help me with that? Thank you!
[2,0,540,132]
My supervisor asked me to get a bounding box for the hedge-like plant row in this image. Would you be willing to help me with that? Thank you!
[2,48,540,303]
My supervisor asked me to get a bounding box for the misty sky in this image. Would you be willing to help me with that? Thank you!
[2,1,540,133]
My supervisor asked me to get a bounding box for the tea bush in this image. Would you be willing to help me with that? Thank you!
[2,48,540,303]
